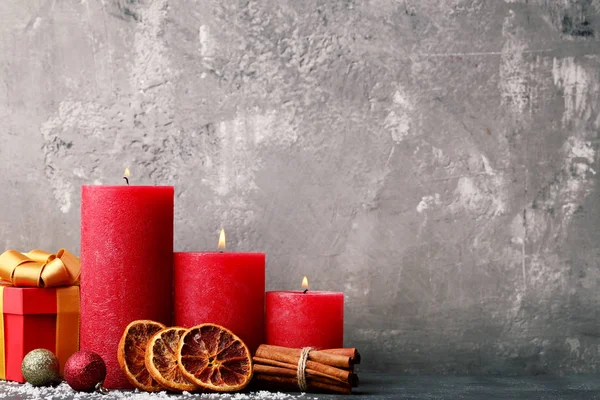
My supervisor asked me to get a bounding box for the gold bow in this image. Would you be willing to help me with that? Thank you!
[0,249,80,288]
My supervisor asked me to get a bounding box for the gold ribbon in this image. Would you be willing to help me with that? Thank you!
[55,286,80,374]
[0,249,80,288]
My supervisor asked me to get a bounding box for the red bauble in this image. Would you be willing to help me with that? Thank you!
[64,350,107,392]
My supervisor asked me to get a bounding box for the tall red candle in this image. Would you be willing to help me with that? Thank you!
[174,230,265,354]
[266,278,344,349]
[81,184,174,389]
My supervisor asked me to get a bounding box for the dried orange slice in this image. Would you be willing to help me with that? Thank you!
[177,324,253,392]
[145,327,197,392]
[117,320,166,392]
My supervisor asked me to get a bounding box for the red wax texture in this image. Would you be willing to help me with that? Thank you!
[174,252,265,354]
[266,291,344,350]
[81,186,174,389]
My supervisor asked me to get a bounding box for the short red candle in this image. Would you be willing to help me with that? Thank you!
[174,251,265,354]
[81,185,174,389]
[266,290,344,349]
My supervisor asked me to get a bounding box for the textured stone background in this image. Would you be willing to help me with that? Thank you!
[1,0,600,375]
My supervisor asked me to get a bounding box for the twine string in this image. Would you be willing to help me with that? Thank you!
[296,347,313,392]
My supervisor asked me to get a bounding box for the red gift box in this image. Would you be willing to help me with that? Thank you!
[0,286,79,382]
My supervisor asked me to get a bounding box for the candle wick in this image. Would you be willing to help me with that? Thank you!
[123,176,129,186]
[303,289,308,294]
[219,250,224,254]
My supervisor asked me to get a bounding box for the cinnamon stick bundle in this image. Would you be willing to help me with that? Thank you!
[252,344,362,394]
[254,349,351,383]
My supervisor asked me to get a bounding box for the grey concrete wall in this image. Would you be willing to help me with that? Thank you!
[1,0,600,374]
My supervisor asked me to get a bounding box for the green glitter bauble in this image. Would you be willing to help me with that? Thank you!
[21,349,60,386]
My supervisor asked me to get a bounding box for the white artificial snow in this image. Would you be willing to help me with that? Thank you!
[0,382,313,400]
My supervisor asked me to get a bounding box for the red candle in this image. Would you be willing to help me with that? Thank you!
[174,229,265,354]
[266,277,344,349]
[80,178,174,389]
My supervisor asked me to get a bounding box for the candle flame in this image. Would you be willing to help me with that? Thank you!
[218,229,226,251]
[302,276,309,290]
[124,168,131,177]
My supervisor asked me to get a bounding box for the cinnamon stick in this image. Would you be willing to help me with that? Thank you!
[321,348,361,364]
[257,344,352,368]
[254,365,348,386]
[255,345,352,383]
[254,373,352,394]
[254,363,358,387]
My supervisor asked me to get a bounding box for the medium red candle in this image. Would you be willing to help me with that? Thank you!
[80,172,174,389]
[266,277,344,349]
[174,229,265,354]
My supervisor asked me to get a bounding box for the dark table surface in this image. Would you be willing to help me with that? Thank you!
[356,374,600,399]
[2,373,600,399]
